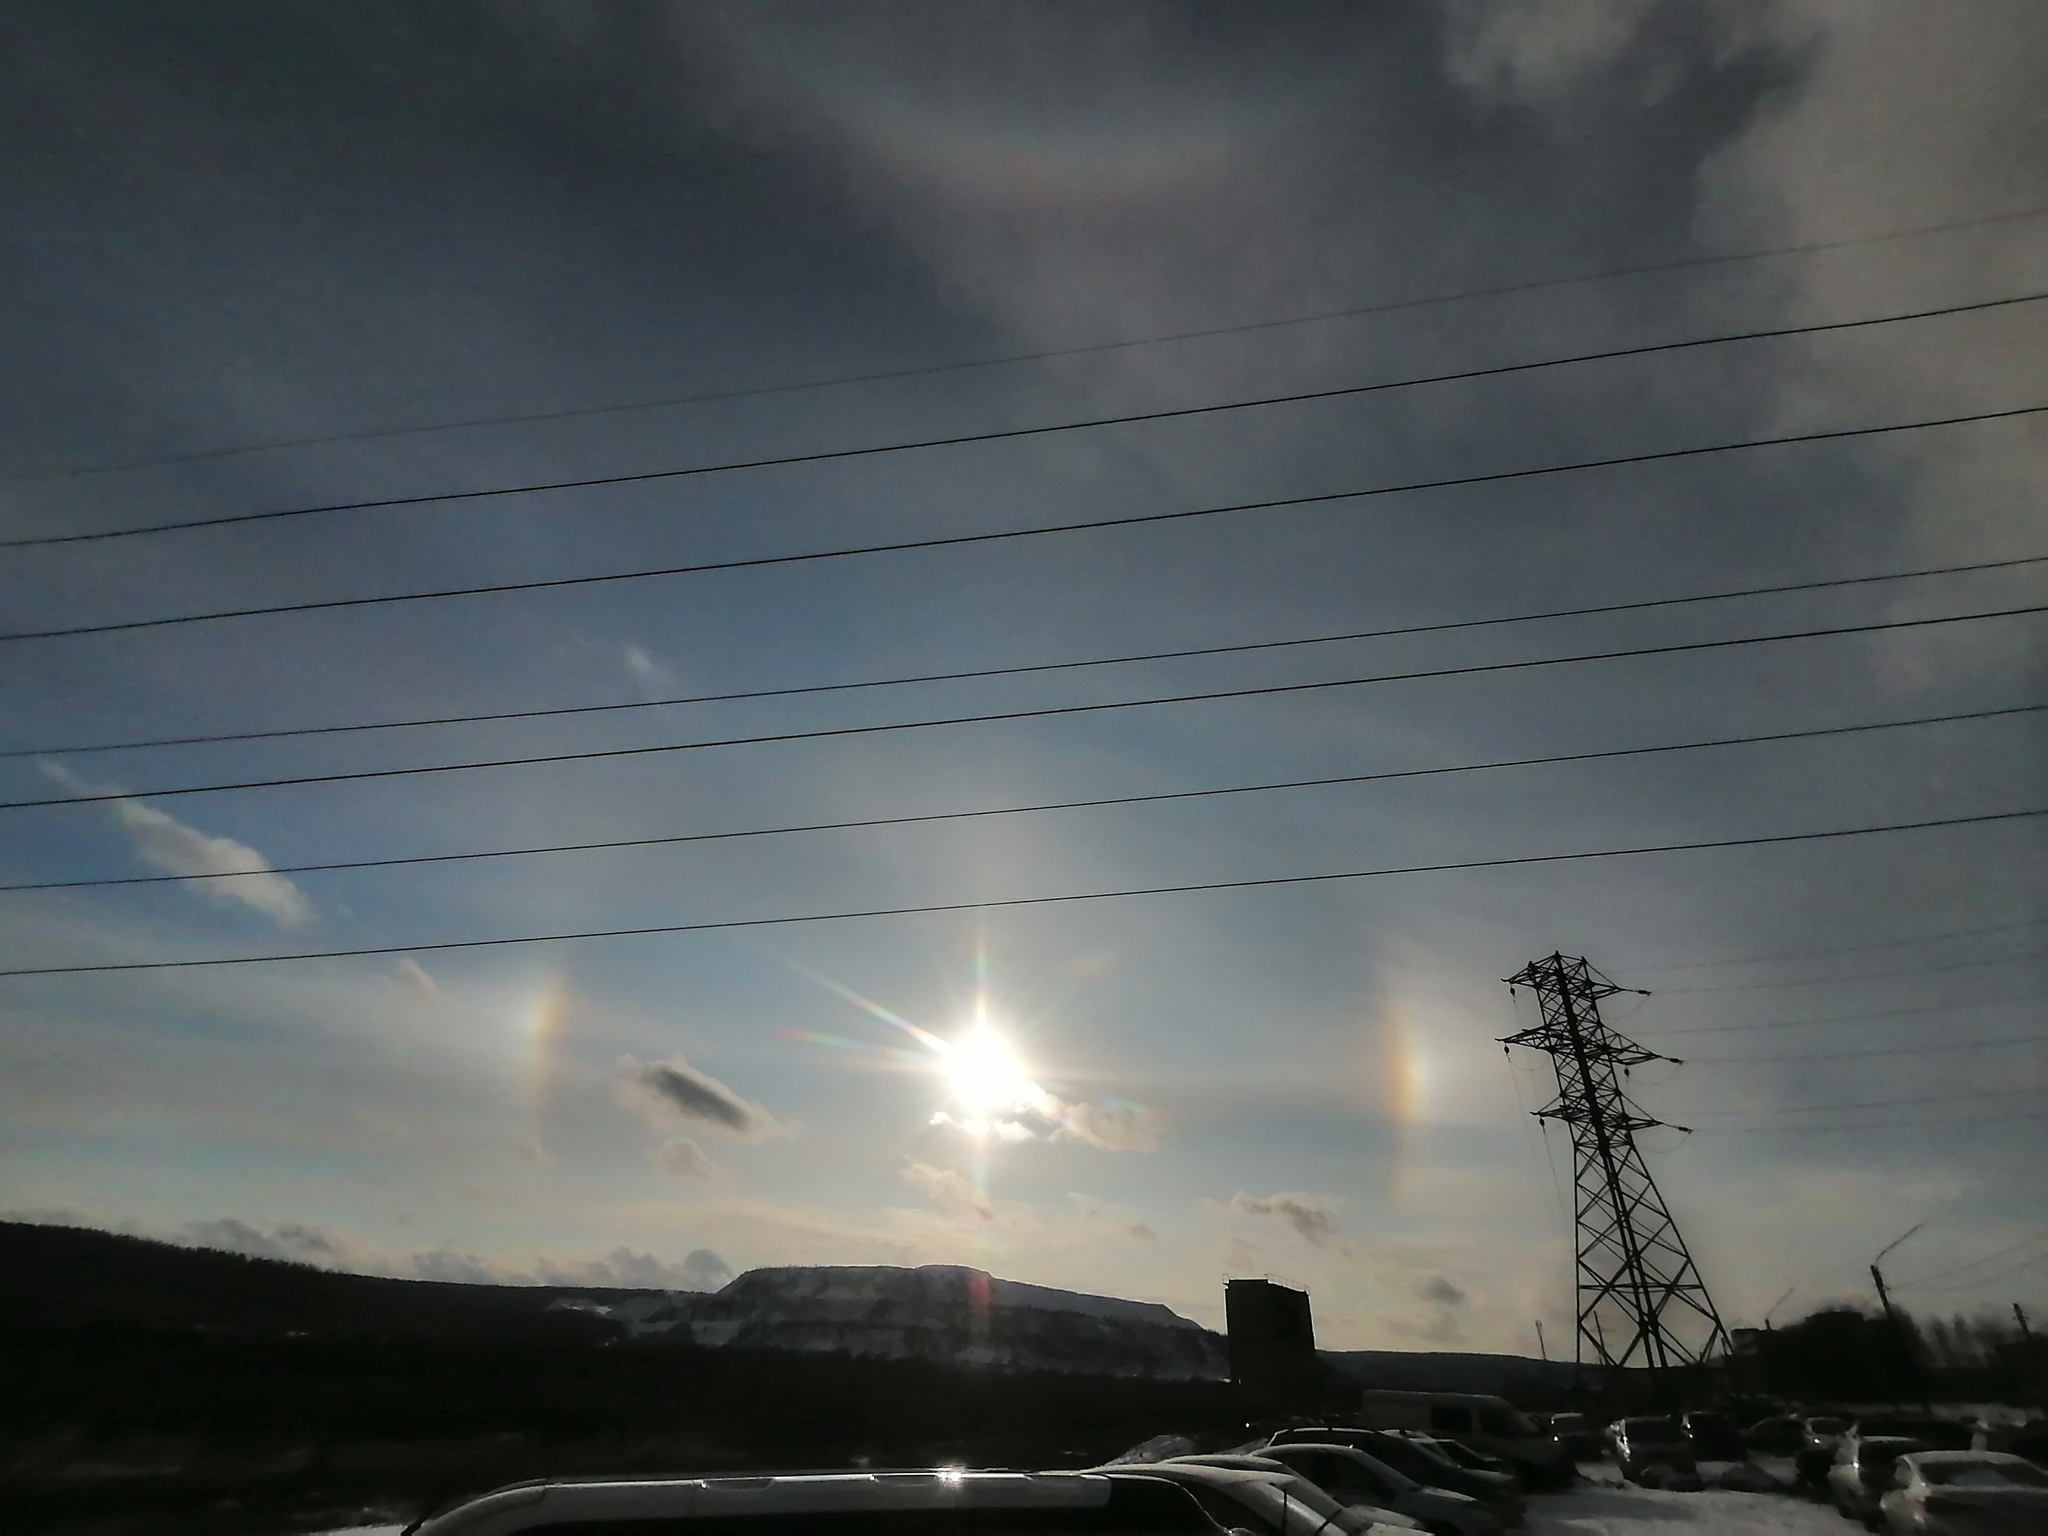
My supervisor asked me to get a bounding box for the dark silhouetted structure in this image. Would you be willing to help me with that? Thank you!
[1226,1277,1320,1410]
[1502,954,1729,1402]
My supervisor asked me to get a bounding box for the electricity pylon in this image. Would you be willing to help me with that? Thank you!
[1503,953,1729,1395]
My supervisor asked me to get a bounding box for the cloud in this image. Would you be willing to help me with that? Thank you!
[1126,1221,1160,1242]
[184,1217,347,1265]
[41,764,311,927]
[1228,1192,1340,1248]
[1419,1275,1468,1306]
[407,1249,500,1284]
[900,1158,993,1220]
[533,1245,733,1290]
[615,1054,782,1140]
[649,1136,721,1180]
[931,1092,1165,1152]
[395,957,441,999]
[1057,1099,1167,1152]
[1225,1238,1263,1272]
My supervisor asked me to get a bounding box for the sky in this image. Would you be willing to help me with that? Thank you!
[0,0,2043,1355]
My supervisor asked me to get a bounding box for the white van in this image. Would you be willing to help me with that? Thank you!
[1355,1393,1573,1489]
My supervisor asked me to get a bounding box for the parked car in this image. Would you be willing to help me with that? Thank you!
[1116,1462,1413,1536]
[1851,1418,1976,1454]
[1394,1434,1519,1481]
[1355,1392,1575,1489]
[1604,1418,1698,1484]
[412,1471,1227,1536]
[1742,1415,1806,1457]
[1541,1413,1604,1461]
[1879,1450,2048,1534]
[1151,1457,1417,1532]
[1249,1442,1508,1536]
[1681,1411,1745,1461]
[1794,1416,1854,1492]
[1265,1429,1525,1518]
[1830,1437,1926,1526]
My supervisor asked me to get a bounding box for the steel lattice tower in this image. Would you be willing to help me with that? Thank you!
[1502,953,1730,1389]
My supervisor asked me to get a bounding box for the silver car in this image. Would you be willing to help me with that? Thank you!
[1108,1460,1413,1536]
[1879,1450,2048,1535]
[1250,1442,1506,1536]
[412,1470,1226,1536]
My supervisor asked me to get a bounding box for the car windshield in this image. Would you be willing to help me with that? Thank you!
[1551,1415,1587,1431]
[1627,1418,1684,1444]
[1922,1461,2048,1489]
[1808,1418,1849,1435]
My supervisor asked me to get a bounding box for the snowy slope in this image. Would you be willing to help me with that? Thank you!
[550,1263,1228,1379]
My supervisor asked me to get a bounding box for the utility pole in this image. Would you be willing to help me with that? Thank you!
[2017,1303,2033,1340]
[1536,1319,1549,1362]
[1503,954,1730,1410]
[1870,1224,1926,1407]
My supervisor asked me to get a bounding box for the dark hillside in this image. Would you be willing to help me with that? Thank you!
[0,1221,644,1337]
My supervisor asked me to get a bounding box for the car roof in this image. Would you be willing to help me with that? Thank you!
[415,1471,1144,1534]
[1905,1451,2028,1466]
[1166,1456,1289,1472]
[1115,1464,1290,1488]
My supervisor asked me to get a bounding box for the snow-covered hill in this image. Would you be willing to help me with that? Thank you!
[551,1263,1229,1380]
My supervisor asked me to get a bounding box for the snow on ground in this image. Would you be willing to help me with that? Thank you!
[1529,1485,1844,1536]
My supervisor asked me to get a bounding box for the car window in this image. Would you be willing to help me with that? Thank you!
[1187,1484,1280,1536]
[1923,1461,2048,1489]
[1429,1407,1474,1434]
[1478,1410,1515,1438]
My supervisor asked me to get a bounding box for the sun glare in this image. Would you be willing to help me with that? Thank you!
[941,1025,1038,1122]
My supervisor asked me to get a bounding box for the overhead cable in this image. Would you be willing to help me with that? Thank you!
[0,804,2038,978]
[20,203,2045,487]
[1689,1084,2043,1117]
[1893,1230,2048,1290]
[10,546,2044,736]
[1688,1032,2048,1065]
[1614,916,2048,975]
[8,604,2043,811]
[1733,1109,2048,1136]
[6,703,2032,893]
[4,297,2044,551]
[8,405,2044,642]
[1642,991,2047,1037]
[1655,945,2048,993]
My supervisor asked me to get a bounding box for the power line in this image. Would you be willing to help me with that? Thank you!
[14,550,2043,752]
[9,604,2043,811]
[9,703,2031,893]
[1614,917,2048,975]
[9,405,2043,645]
[1903,1249,2048,1293]
[5,296,2044,552]
[1687,1032,2048,1065]
[1893,1230,2048,1290]
[1732,1109,2048,1136]
[1690,1085,2043,1117]
[1642,991,2048,1038]
[1,804,2039,978]
[1655,945,2048,994]
[20,204,2045,488]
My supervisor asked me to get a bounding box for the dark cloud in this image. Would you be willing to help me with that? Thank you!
[616,1055,782,1140]
[1228,1192,1339,1247]
[1419,1274,1467,1306]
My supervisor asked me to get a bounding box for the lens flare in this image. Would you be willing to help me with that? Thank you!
[940,1025,1038,1122]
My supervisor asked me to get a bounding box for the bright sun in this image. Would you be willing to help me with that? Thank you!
[941,1024,1039,1123]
